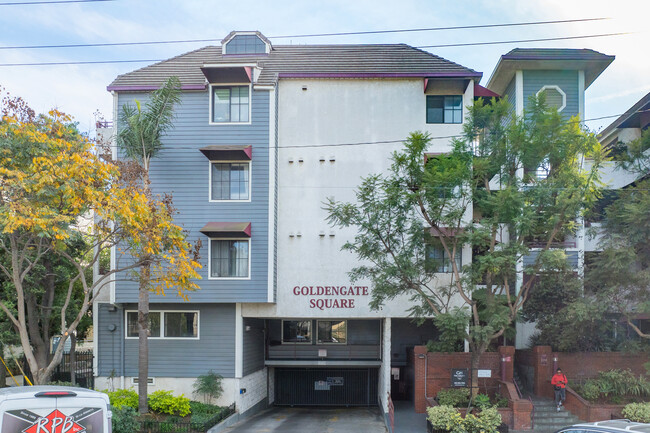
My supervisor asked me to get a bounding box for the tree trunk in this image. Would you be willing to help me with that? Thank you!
[138,263,151,414]
[469,345,484,398]
[70,333,77,385]
[0,343,6,388]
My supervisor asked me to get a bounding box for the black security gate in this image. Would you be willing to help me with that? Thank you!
[274,368,378,406]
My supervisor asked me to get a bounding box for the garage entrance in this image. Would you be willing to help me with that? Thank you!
[274,368,378,406]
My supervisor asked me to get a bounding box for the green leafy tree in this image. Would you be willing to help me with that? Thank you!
[116,76,202,413]
[327,97,605,394]
[587,130,650,340]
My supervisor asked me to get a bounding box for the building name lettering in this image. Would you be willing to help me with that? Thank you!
[292,285,370,310]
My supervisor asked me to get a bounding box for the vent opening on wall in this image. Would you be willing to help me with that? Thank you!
[536,85,566,112]
[131,377,155,385]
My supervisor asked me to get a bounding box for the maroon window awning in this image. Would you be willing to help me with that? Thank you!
[199,145,252,161]
[199,222,251,238]
[474,83,500,98]
[201,66,252,84]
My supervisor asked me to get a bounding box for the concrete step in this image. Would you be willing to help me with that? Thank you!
[534,418,580,426]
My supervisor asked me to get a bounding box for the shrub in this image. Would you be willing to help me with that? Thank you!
[580,380,601,401]
[106,388,139,410]
[474,394,491,410]
[496,397,509,408]
[111,406,139,433]
[427,405,462,431]
[622,403,650,423]
[437,388,470,407]
[427,405,502,433]
[148,390,191,417]
[193,371,224,403]
[577,369,650,401]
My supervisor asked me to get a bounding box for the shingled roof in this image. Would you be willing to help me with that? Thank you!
[107,44,481,91]
[486,48,614,95]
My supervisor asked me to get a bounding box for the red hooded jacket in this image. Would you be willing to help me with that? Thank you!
[551,373,567,388]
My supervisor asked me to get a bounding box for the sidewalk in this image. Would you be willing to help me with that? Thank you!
[393,400,427,432]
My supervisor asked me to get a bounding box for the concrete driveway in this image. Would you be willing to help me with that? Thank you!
[224,407,388,433]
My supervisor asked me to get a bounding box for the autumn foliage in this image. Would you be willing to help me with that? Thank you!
[0,88,201,383]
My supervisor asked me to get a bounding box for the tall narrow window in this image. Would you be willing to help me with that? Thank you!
[210,239,249,278]
[211,86,250,123]
[426,95,462,124]
[211,162,250,200]
[426,241,462,273]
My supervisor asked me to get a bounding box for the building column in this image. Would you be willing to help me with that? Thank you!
[379,318,392,413]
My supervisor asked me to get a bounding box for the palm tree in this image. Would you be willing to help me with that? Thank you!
[116,76,182,413]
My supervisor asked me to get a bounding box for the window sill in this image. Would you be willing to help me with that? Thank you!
[209,121,252,126]
[208,276,251,281]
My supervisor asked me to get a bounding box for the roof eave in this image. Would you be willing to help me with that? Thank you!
[486,56,615,95]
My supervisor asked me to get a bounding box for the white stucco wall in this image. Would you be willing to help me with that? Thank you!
[243,77,475,320]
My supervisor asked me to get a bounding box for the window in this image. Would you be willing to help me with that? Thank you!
[317,320,347,344]
[164,312,199,338]
[126,311,199,339]
[126,311,160,338]
[426,240,462,273]
[210,162,250,200]
[426,95,462,124]
[282,320,312,343]
[210,239,249,278]
[225,35,267,54]
[536,85,566,112]
[211,86,250,123]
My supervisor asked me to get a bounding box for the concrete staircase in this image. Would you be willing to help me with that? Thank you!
[531,398,582,433]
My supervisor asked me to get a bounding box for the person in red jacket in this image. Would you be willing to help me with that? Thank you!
[551,368,568,411]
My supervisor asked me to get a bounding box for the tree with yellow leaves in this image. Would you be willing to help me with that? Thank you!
[0,88,201,385]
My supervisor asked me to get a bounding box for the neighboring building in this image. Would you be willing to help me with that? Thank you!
[485,48,614,348]
[93,32,615,425]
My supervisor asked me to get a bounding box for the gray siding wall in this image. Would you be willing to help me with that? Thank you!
[522,70,579,119]
[97,303,123,377]
[503,77,516,117]
[523,250,579,268]
[114,89,270,303]
[243,318,265,376]
[97,303,236,378]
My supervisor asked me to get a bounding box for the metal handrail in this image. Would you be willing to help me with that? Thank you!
[528,396,535,429]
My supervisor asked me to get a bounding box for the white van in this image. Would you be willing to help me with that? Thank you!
[0,386,111,433]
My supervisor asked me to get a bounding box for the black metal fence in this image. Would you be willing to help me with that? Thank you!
[135,404,236,433]
[21,351,94,388]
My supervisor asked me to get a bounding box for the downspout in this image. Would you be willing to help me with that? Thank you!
[120,305,125,389]
[424,353,428,401]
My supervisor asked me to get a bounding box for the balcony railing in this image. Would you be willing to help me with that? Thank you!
[267,343,381,361]
[527,241,577,249]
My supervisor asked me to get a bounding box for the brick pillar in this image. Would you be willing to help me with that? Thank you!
[532,346,552,398]
[414,346,428,413]
[498,346,515,382]
[512,399,533,430]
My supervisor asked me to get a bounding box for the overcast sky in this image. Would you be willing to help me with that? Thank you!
[0,0,648,136]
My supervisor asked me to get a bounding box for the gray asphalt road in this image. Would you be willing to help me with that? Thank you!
[224,406,388,433]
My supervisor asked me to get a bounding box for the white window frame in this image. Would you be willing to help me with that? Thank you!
[208,238,252,280]
[536,85,566,112]
[281,319,313,344]
[222,32,271,55]
[208,83,253,126]
[208,160,252,203]
[125,310,200,340]
[316,319,348,345]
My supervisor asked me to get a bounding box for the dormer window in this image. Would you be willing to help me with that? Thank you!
[223,33,270,55]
